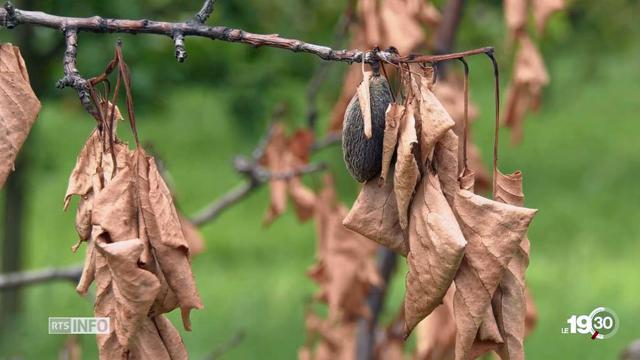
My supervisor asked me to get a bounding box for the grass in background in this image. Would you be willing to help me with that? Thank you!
[1,45,639,360]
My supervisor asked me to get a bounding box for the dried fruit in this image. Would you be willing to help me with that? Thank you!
[342,72,392,182]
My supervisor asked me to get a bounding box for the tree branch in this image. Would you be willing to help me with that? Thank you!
[193,0,216,25]
[0,265,81,290]
[0,4,492,66]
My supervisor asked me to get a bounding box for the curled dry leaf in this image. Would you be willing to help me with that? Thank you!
[0,43,41,188]
[379,0,425,54]
[490,170,532,360]
[261,123,289,225]
[452,189,536,360]
[393,105,420,230]
[135,149,203,330]
[357,70,373,139]
[415,285,456,360]
[416,84,456,166]
[380,103,403,185]
[343,164,408,256]
[524,286,538,336]
[433,130,459,205]
[404,172,466,336]
[504,35,549,144]
[179,214,205,255]
[532,0,565,34]
[503,0,528,37]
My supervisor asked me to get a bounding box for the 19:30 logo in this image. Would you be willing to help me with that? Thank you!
[561,307,619,340]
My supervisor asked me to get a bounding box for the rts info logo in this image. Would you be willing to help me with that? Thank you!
[561,307,619,340]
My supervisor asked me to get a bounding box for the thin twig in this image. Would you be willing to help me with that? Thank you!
[205,330,246,360]
[193,0,216,25]
[0,265,81,290]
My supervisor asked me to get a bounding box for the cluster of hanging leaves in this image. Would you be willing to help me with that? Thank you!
[0,43,41,188]
[257,126,382,359]
[329,0,441,133]
[65,45,202,359]
[503,0,564,143]
[298,175,382,360]
[343,60,538,360]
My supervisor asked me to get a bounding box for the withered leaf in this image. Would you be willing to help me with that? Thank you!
[404,172,466,336]
[313,176,381,323]
[261,123,289,225]
[135,149,203,330]
[491,170,532,360]
[532,0,565,34]
[380,103,403,185]
[416,86,456,166]
[0,43,41,188]
[452,189,537,360]
[504,35,549,144]
[379,0,425,54]
[434,130,460,205]
[359,0,382,46]
[94,239,161,351]
[357,70,373,139]
[504,0,528,37]
[179,214,205,255]
[76,239,95,296]
[393,105,420,230]
[343,164,408,256]
[288,176,317,223]
[415,285,456,360]
[64,131,102,210]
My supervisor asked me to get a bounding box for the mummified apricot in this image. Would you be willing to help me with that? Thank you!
[342,74,392,182]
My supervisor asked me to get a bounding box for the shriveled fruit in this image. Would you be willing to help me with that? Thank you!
[342,74,392,182]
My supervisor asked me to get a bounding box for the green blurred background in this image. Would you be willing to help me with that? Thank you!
[0,0,639,358]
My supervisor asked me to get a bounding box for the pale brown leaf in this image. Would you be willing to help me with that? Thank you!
[343,164,408,256]
[380,0,425,54]
[135,150,203,330]
[532,0,565,34]
[288,177,317,223]
[503,0,528,37]
[357,70,373,139]
[380,103,403,185]
[179,214,205,255]
[416,85,456,166]
[404,172,466,336]
[261,123,289,225]
[452,189,537,360]
[490,170,531,360]
[433,130,460,204]
[0,43,41,188]
[393,105,420,230]
[415,285,456,360]
[504,35,549,144]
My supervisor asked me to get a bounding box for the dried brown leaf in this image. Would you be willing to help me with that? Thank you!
[380,103,403,185]
[452,189,537,360]
[343,164,408,256]
[416,85,456,166]
[393,105,420,230]
[504,35,549,144]
[288,176,317,223]
[415,285,456,360]
[135,150,203,330]
[404,172,466,336]
[261,123,289,225]
[380,0,425,54]
[434,130,459,204]
[357,71,373,139]
[488,170,531,360]
[504,0,528,37]
[532,0,565,34]
[179,214,205,255]
[0,43,41,188]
